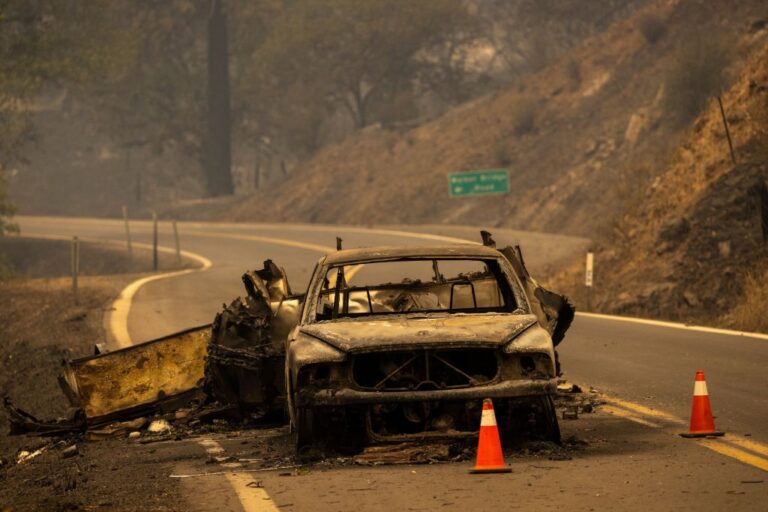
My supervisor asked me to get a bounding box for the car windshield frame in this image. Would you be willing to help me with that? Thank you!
[305,256,527,323]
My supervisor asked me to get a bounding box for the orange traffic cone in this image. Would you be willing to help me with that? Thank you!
[680,371,725,438]
[470,398,511,474]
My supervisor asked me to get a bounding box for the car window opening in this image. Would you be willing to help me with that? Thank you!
[316,258,516,320]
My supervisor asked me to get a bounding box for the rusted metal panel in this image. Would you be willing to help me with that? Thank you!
[63,325,210,422]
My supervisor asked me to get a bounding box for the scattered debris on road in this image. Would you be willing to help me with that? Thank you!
[5,234,583,463]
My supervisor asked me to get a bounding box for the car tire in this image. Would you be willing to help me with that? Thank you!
[535,394,561,444]
[325,407,366,455]
[501,395,561,444]
[294,406,315,453]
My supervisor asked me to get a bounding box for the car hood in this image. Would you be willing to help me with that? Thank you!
[299,313,538,353]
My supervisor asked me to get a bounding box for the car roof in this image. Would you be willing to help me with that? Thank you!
[321,244,503,265]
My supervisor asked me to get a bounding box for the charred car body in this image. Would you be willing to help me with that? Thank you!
[283,241,573,451]
[6,233,573,454]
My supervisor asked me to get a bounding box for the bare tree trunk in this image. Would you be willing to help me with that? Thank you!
[204,0,234,196]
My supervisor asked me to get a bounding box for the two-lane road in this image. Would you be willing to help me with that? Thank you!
[16,215,766,438]
[13,215,768,511]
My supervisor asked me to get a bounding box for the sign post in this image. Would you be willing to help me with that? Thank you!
[448,169,509,197]
[585,251,594,311]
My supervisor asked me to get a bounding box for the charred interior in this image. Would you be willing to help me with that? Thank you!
[368,399,484,437]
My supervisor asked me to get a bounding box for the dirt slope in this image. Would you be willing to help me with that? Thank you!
[551,36,768,329]
[224,0,767,238]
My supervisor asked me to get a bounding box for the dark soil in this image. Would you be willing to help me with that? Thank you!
[0,274,189,511]
[1,437,183,512]
[0,276,134,456]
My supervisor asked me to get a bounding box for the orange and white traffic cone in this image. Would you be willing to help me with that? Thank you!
[680,371,725,438]
[470,398,512,474]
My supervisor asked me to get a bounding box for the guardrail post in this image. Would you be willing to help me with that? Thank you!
[122,205,132,256]
[152,212,158,271]
[172,220,181,264]
[71,236,80,304]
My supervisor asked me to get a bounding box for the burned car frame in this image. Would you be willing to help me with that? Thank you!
[6,233,573,455]
[284,242,573,452]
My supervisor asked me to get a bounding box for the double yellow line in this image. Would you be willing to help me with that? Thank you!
[603,395,768,472]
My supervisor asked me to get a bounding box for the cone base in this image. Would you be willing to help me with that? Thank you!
[679,431,725,438]
[469,467,512,474]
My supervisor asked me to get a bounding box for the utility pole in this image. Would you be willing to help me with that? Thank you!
[204,0,234,196]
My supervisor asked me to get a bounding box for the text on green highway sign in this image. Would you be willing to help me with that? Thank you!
[448,169,509,197]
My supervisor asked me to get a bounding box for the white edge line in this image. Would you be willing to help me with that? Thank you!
[109,247,212,348]
[17,233,213,349]
[577,311,768,341]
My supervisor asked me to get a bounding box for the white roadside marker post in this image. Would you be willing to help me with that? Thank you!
[585,250,594,312]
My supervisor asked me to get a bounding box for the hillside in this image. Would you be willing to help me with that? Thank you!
[223,0,767,239]
[552,35,768,331]
[6,1,650,221]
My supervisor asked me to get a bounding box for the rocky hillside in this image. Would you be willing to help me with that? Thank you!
[552,36,768,331]
[223,0,767,239]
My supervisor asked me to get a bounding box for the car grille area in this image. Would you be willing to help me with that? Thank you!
[352,348,498,391]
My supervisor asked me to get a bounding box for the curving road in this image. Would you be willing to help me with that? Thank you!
[14,215,768,511]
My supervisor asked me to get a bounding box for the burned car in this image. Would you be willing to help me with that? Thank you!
[283,240,573,451]
[6,234,573,454]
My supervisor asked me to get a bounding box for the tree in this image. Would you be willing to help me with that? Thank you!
[204,0,233,196]
[0,0,130,229]
[250,0,476,131]
[84,1,208,197]
[86,0,266,198]
[477,0,645,76]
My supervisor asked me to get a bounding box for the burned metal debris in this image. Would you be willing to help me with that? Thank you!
[4,259,293,436]
[6,233,576,456]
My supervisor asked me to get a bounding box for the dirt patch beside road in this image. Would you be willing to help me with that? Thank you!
[0,272,196,511]
[0,275,134,455]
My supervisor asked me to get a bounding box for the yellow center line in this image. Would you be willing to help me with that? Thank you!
[601,395,768,472]
[725,435,768,458]
[184,229,333,254]
[225,473,281,512]
[185,229,368,288]
[601,405,662,428]
[699,439,768,472]
[602,395,685,424]
[196,438,281,511]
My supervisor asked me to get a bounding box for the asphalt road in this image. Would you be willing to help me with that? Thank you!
[13,215,768,511]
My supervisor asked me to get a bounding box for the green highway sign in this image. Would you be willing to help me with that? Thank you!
[448,169,509,197]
